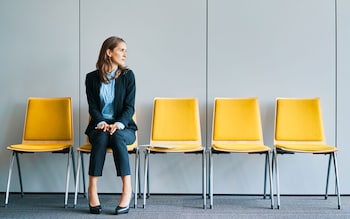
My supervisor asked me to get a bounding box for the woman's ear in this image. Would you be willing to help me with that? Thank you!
[106,49,112,57]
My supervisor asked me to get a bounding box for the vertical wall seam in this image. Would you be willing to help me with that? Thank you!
[205,0,209,150]
[335,0,338,146]
[205,0,209,195]
[78,0,81,146]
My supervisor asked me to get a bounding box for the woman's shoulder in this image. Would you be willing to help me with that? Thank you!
[87,69,99,76]
[123,68,134,74]
[86,69,99,80]
[122,68,135,79]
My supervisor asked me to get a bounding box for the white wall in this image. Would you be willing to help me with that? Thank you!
[0,0,80,193]
[208,0,336,194]
[79,0,207,193]
[0,0,349,196]
[337,0,350,197]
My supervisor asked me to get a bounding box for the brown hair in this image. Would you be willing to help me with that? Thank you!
[96,36,128,83]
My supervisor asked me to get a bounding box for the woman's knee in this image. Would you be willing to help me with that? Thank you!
[89,130,109,146]
[111,129,135,145]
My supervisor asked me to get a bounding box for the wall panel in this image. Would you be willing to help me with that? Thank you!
[336,0,350,195]
[0,0,79,192]
[208,0,336,194]
[79,0,206,193]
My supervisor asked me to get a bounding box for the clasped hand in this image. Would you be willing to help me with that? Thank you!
[95,123,119,135]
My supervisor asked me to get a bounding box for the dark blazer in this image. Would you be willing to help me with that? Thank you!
[85,69,138,135]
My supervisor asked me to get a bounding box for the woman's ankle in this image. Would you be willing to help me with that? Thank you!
[118,192,132,207]
[88,187,100,206]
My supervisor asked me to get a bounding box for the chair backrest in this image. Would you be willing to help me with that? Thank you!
[274,97,326,145]
[22,97,73,145]
[150,97,201,146]
[212,97,264,145]
[127,114,138,150]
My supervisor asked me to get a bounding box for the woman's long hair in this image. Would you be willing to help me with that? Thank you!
[96,36,128,83]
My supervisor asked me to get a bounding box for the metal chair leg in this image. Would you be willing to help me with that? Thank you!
[263,153,268,199]
[74,150,82,208]
[325,153,332,199]
[332,152,341,209]
[64,148,72,208]
[207,150,211,199]
[267,151,274,209]
[147,152,150,199]
[15,152,24,197]
[274,149,280,209]
[5,152,16,207]
[209,150,213,209]
[143,150,150,208]
[81,152,87,198]
[71,150,76,185]
[134,148,139,208]
[202,150,206,209]
[138,150,141,198]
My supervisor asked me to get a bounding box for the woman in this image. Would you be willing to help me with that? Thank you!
[85,36,137,215]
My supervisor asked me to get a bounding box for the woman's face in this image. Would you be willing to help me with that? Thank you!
[108,41,127,68]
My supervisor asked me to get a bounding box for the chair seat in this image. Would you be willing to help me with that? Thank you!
[275,144,338,153]
[77,143,137,153]
[7,144,72,152]
[147,144,202,153]
[212,143,270,153]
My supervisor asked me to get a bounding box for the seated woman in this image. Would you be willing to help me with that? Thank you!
[85,36,137,215]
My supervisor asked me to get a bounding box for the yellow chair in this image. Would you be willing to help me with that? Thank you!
[5,97,74,208]
[73,115,140,208]
[209,98,273,209]
[273,97,341,209]
[142,97,206,209]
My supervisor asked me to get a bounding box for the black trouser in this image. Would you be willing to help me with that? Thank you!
[88,128,136,177]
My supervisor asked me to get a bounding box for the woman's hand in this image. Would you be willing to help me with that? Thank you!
[95,123,110,132]
[108,124,120,135]
[95,122,120,135]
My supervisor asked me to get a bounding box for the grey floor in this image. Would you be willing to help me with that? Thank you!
[1,193,349,219]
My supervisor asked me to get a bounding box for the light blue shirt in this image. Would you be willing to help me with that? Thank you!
[98,67,125,129]
[100,68,116,119]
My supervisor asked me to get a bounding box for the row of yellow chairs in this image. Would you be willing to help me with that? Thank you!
[4,97,341,210]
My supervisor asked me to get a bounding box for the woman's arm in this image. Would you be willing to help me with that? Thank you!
[85,71,105,126]
[115,70,136,127]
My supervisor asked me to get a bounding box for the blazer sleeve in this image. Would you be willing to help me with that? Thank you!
[116,70,137,129]
[85,71,105,134]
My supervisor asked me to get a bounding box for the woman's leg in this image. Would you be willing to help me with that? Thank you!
[109,129,136,207]
[119,175,132,207]
[88,176,100,206]
[88,130,109,206]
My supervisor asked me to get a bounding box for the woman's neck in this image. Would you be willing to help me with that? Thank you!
[109,65,117,72]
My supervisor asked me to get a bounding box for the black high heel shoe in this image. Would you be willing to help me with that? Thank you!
[89,204,102,214]
[115,205,129,215]
[115,191,132,215]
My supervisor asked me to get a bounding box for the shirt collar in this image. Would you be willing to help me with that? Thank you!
[107,67,118,80]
